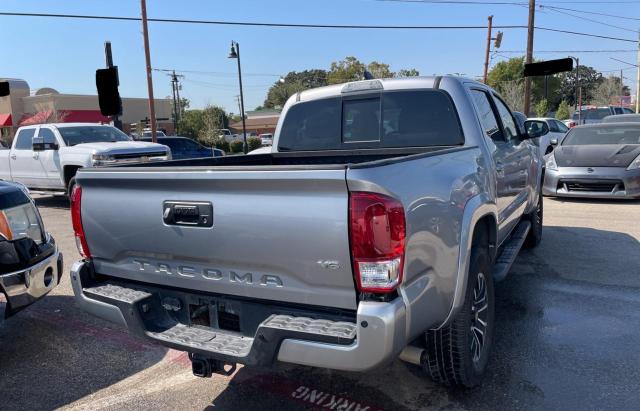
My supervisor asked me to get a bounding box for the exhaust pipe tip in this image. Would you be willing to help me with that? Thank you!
[399,345,425,366]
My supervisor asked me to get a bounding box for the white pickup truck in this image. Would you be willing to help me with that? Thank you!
[0,123,171,195]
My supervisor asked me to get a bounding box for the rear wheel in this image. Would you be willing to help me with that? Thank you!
[524,190,543,248]
[424,245,495,387]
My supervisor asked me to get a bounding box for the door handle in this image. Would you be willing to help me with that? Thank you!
[32,153,39,159]
[10,154,16,160]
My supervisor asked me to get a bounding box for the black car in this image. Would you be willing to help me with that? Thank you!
[140,136,224,160]
[0,182,62,318]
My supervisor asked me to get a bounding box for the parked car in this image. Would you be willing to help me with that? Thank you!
[140,130,167,138]
[0,123,171,196]
[0,181,62,319]
[258,133,273,146]
[70,76,543,388]
[567,106,634,127]
[543,122,640,199]
[524,117,569,156]
[603,114,640,123]
[139,136,224,159]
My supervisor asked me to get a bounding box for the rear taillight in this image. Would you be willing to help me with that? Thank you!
[349,192,406,293]
[70,185,91,259]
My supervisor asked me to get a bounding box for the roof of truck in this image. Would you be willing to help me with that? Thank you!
[18,122,112,129]
[292,75,476,104]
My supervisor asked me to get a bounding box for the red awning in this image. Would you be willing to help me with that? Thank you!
[19,110,110,126]
[0,114,11,127]
[19,111,53,126]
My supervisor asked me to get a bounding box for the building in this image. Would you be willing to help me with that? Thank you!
[0,78,173,142]
[229,109,280,136]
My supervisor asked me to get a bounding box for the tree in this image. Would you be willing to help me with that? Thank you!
[327,56,366,84]
[366,61,394,79]
[592,75,630,106]
[555,65,603,107]
[263,70,328,108]
[396,69,420,77]
[178,109,204,139]
[487,56,560,113]
[499,79,525,113]
[555,100,571,120]
[198,105,229,145]
[535,98,549,117]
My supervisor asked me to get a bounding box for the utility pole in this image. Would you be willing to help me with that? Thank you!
[140,0,157,142]
[621,69,624,108]
[104,41,123,130]
[636,29,640,113]
[523,0,536,116]
[483,16,493,84]
[170,71,178,133]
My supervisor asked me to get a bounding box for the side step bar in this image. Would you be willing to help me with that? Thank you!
[492,220,531,282]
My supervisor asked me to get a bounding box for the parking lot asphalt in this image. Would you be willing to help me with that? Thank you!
[0,195,639,411]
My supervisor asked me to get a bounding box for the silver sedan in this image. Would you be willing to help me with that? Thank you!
[543,123,640,199]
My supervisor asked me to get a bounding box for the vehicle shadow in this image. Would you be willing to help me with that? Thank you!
[0,295,167,410]
[33,195,70,210]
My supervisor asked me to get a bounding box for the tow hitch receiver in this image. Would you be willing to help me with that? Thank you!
[190,353,237,378]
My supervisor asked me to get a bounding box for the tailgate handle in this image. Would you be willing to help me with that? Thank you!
[163,201,213,228]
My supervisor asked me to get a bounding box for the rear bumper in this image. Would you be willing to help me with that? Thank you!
[543,167,640,199]
[1,245,62,316]
[70,261,407,372]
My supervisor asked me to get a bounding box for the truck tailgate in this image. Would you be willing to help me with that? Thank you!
[76,167,357,310]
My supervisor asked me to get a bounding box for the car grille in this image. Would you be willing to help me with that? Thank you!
[112,151,166,160]
[560,179,624,193]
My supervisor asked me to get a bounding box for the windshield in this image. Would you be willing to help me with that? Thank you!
[57,126,131,146]
[562,125,640,146]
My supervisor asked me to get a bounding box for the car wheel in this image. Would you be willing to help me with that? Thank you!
[67,177,77,198]
[524,190,543,248]
[424,244,495,387]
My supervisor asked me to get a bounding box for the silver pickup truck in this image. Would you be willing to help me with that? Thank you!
[70,76,542,387]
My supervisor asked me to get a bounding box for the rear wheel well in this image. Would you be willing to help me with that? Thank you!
[473,215,497,261]
[63,165,82,187]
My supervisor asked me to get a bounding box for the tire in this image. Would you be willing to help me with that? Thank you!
[67,177,77,198]
[523,190,543,248]
[424,245,495,387]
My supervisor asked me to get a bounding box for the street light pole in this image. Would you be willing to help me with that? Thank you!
[523,0,536,116]
[483,15,493,84]
[569,56,580,124]
[229,41,247,154]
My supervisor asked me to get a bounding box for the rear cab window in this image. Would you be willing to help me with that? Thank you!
[278,89,464,151]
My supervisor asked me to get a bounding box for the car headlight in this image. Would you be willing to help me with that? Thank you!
[545,153,558,171]
[628,154,640,170]
[0,203,44,244]
[92,154,115,165]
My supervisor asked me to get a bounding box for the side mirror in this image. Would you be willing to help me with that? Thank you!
[550,138,558,146]
[523,120,549,139]
[32,136,58,151]
[32,136,45,151]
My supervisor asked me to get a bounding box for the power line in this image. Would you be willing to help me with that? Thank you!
[498,49,637,53]
[540,5,637,33]
[0,11,635,42]
[610,57,639,67]
[541,5,640,22]
[154,68,281,77]
[535,26,636,42]
[377,0,640,4]
[0,11,525,29]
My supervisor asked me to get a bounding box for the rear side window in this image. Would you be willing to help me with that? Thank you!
[278,90,463,151]
[470,90,502,142]
[381,90,464,147]
[14,128,35,150]
[586,108,611,120]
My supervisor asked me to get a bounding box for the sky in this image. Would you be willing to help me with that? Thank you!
[1,0,638,114]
